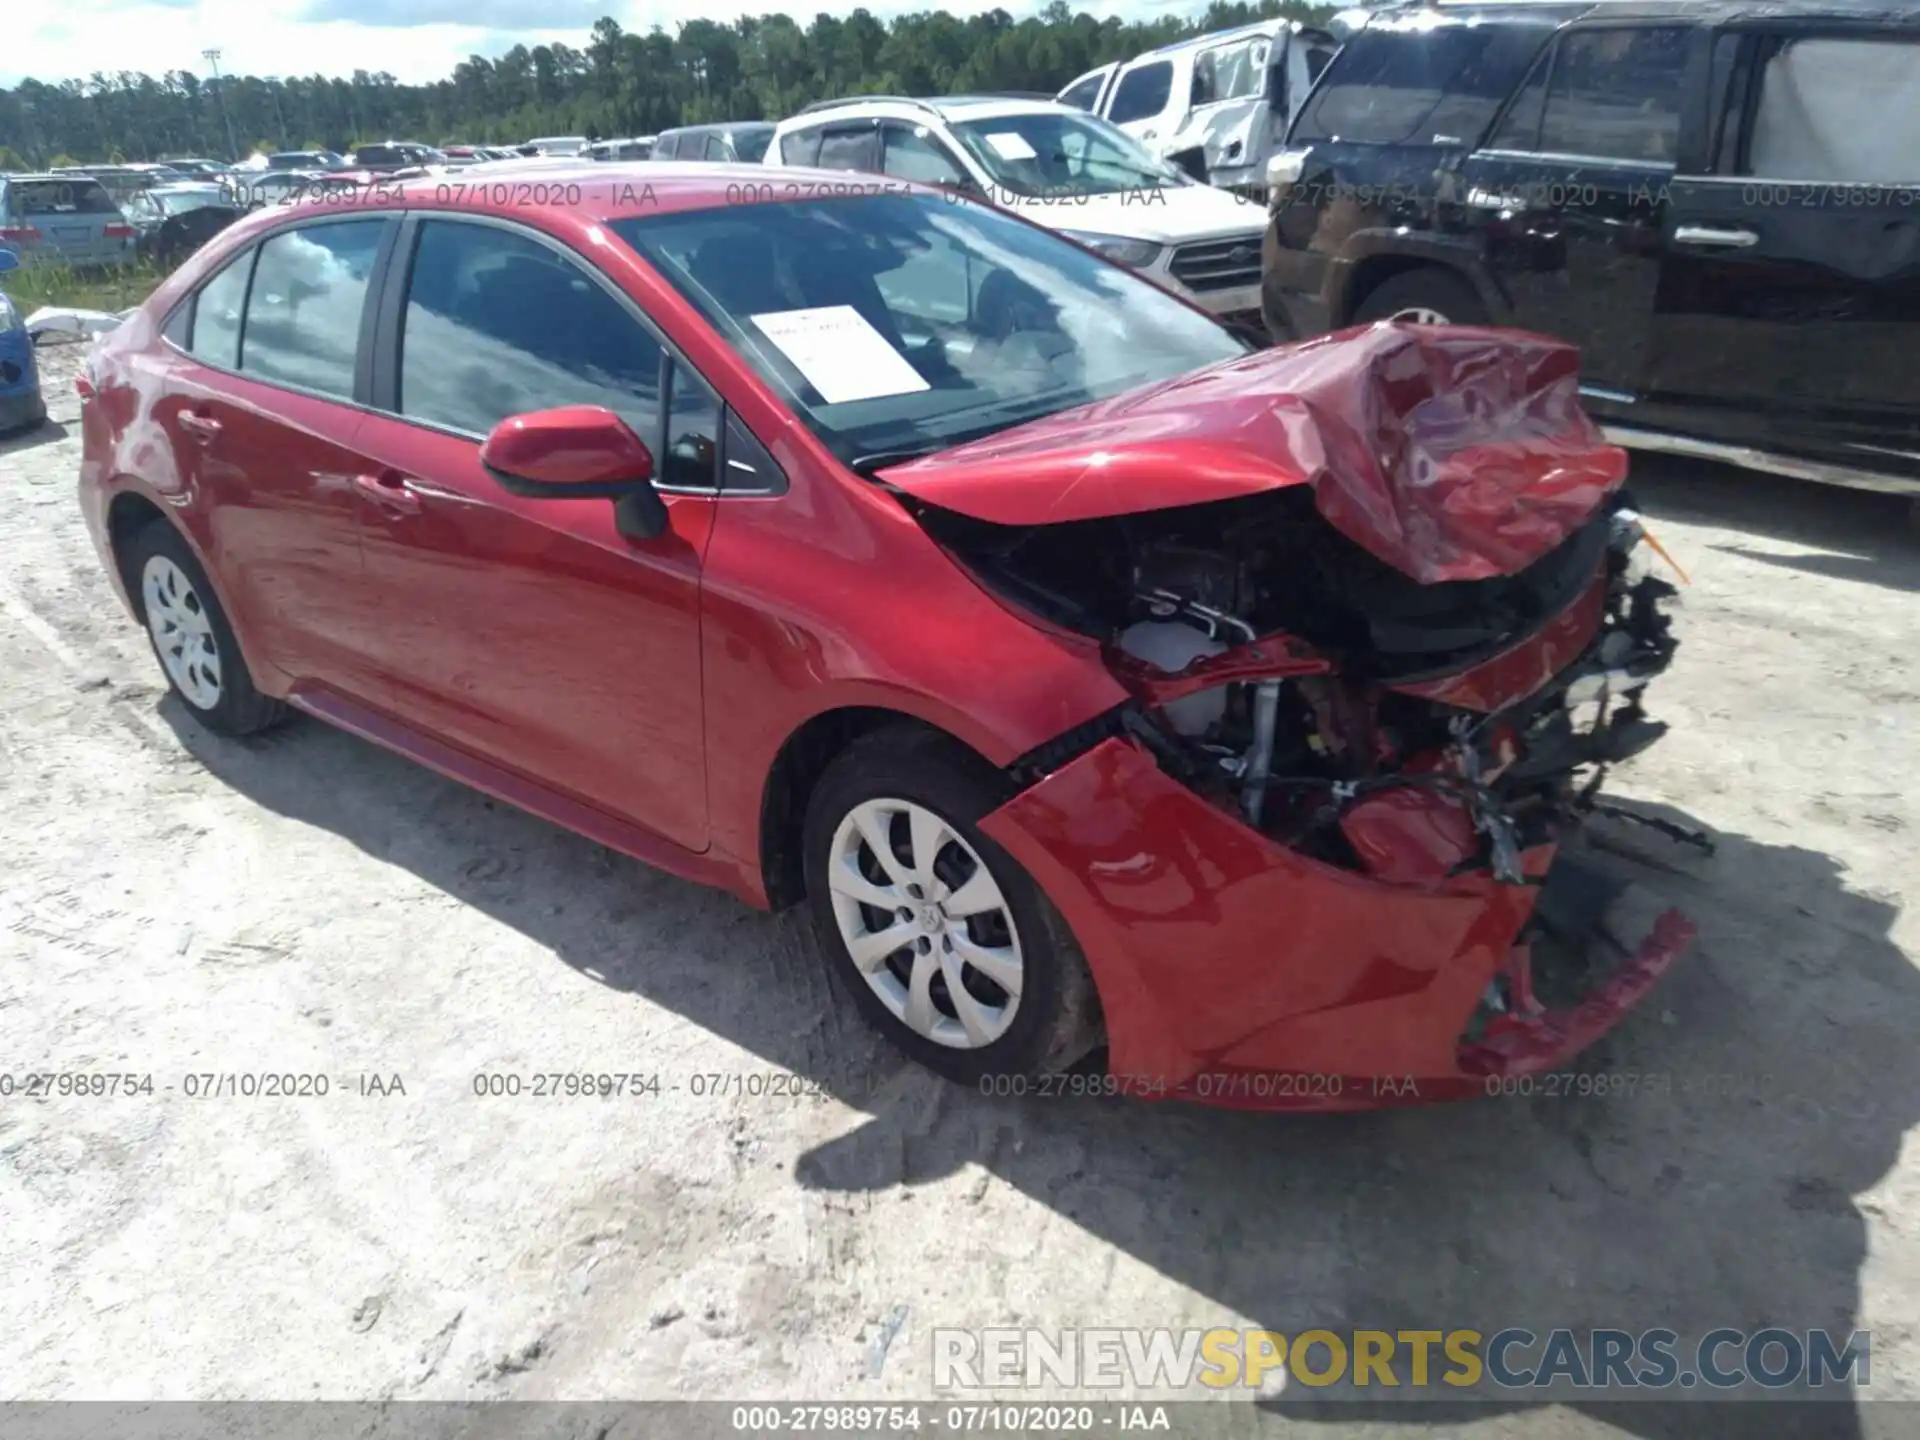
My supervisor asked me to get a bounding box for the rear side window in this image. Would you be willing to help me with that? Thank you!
[732,129,773,163]
[357,146,398,166]
[187,248,254,371]
[397,220,663,439]
[240,220,385,398]
[654,135,679,159]
[1745,36,1920,182]
[779,128,822,166]
[815,126,879,171]
[1109,60,1174,125]
[1536,27,1689,163]
[11,180,118,216]
[1294,21,1554,147]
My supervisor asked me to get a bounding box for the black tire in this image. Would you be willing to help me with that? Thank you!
[129,520,288,736]
[802,724,1102,1086]
[1351,267,1490,327]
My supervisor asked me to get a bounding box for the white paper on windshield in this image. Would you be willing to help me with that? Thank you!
[751,306,930,405]
[983,131,1038,162]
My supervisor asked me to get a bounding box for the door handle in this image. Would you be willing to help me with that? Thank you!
[1674,224,1759,248]
[353,470,422,515]
[175,410,221,442]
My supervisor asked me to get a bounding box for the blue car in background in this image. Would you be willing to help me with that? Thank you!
[0,248,46,434]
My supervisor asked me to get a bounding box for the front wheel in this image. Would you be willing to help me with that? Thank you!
[802,726,1101,1085]
[1351,267,1490,327]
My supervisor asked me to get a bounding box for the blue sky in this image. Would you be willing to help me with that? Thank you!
[8,0,1189,89]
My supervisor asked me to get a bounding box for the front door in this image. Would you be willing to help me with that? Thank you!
[349,216,717,852]
[1459,23,1695,399]
[1649,29,1920,469]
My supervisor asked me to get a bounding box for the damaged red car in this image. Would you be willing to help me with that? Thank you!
[77,168,1694,1108]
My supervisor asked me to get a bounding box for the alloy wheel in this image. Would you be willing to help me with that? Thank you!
[826,797,1024,1049]
[142,555,223,709]
[1389,306,1452,324]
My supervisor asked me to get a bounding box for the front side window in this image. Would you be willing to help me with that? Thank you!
[661,361,721,489]
[948,111,1180,198]
[615,193,1243,468]
[1745,36,1920,182]
[1536,27,1689,163]
[1108,60,1174,125]
[703,135,731,161]
[1193,39,1266,107]
[1293,20,1556,147]
[240,220,385,398]
[1058,69,1107,111]
[186,248,253,370]
[397,220,663,439]
[882,125,969,186]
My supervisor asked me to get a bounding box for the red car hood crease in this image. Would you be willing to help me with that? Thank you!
[880,323,1629,585]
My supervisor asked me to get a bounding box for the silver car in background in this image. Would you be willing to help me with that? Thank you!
[0,174,134,268]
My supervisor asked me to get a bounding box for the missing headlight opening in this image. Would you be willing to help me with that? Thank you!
[930,484,1689,891]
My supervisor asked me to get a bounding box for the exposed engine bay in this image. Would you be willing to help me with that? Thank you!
[914,486,1689,890]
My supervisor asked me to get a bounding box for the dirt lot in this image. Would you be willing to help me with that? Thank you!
[3,338,1918,1436]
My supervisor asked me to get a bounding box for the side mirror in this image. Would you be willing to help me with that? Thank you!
[0,247,18,275]
[480,405,670,541]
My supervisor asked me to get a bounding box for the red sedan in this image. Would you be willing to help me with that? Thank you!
[77,163,1694,1109]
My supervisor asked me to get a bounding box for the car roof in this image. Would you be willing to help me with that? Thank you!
[783,95,1085,126]
[659,121,775,137]
[1128,18,1293,63]
[1354,0,1920,26]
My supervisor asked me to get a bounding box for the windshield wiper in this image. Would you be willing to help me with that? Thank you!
[849,447,941,477]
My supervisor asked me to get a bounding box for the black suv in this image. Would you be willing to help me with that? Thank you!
[1261,1,1920,500]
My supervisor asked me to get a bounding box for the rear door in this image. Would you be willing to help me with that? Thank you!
[1458,22,1696,398]
[1650,26,1920,468]
[161,215,396,695]
[348,215,716,850]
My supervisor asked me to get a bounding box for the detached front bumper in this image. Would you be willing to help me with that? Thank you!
[979,738,1693,1111]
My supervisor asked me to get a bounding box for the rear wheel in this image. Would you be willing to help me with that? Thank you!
[802,726,1101,1085]
[1351,268,1490,327]
[131,521,287,736]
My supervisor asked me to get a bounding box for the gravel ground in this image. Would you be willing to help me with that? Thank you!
[3,336,1918,1437]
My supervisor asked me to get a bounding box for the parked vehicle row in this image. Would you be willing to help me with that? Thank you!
[767,96,1269,330]
[1258,0,1920,501]
[1056,18,1342,193]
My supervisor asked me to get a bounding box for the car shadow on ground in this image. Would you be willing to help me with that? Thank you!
[0,417,66,458]
[167,704,1913,1438]
[1631,454,1920,596]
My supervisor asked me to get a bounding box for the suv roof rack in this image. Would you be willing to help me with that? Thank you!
[796,95,945,118]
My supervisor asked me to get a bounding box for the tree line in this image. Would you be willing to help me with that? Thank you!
[0,1,1333,169]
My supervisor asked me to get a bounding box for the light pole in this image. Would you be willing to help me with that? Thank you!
[203,47,240,161]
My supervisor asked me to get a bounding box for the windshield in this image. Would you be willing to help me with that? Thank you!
[947,111,1181,197]
[613,193,1243,468]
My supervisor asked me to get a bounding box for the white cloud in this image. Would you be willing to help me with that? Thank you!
[4,0,1185,88]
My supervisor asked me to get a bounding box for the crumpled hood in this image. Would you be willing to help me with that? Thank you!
[879,322,1629,584]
